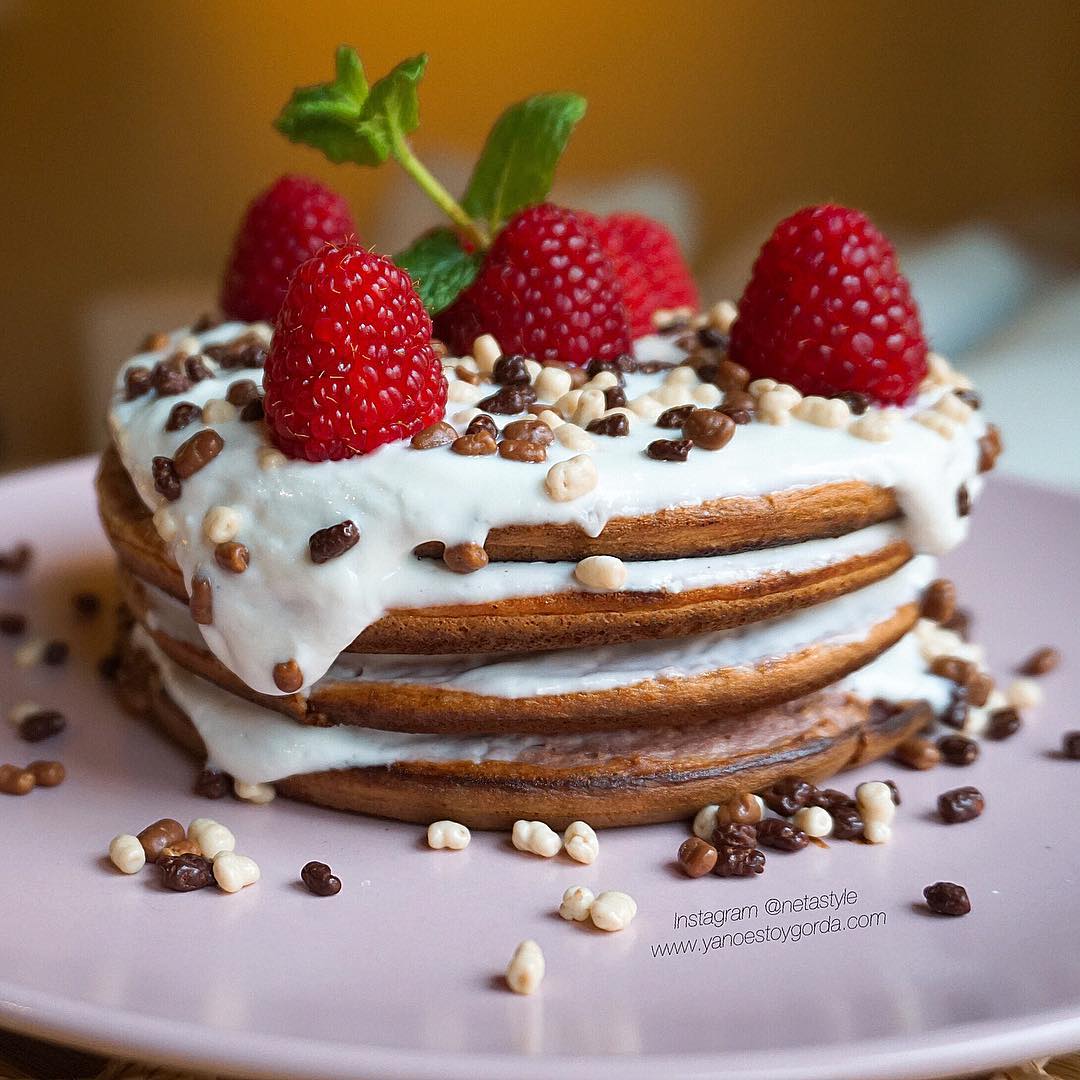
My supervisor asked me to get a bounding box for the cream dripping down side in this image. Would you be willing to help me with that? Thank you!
[110,321,985,696]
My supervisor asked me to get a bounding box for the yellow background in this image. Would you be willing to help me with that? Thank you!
[1,0,1078,466]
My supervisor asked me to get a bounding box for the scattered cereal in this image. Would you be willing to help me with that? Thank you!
[26,760,64,787]
[203,505,241,544]
[558,885,595,921]
[257,447,287,470]
[574,555,627,591]
[1019,647,1060,677]
[755,819,809,852]
[553,423,595,452]
[188,818,235,860]
[234,780,276,804]
[308,520,361,564]
[1006,678,1043,709]
[273,660,303,693]
[893,735,942,770]
[159,853,215,892]
[563,821,599,865]
[108,834,146,874]
[938,785,985,824]
[137,818,186,863]
[677,836,718,877]
[213,852,261,893]
[427,820,471,850]
[545,454,597,501]
[511,819,562,857]
[201,398,238,424]
[590,891,637,931]
[692,804,719,841]
[505,939,544,995]
[301,861,342,896]
[923,881,971,916]
[443,542,489,573]
[792,806,833,838]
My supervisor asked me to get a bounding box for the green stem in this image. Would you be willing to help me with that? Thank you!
[391,134,490,250]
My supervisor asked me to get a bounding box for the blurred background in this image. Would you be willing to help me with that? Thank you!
[1,0,1078,484]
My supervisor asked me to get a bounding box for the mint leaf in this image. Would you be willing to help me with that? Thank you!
[274,46,376,164]
[394,229,481,314]
[363,54,427,144]
[275,48,428,167]
[462,93,587,230]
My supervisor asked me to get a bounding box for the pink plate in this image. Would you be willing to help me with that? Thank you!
[1,457,1078,1080]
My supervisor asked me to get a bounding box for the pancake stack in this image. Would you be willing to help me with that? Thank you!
[98,312,1000,827]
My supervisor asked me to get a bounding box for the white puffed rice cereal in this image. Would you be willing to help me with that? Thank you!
[554,389,583,420]
[628,394,664,421]
[1006,677,1043,709]
[201,398,238,424]
[108,834,146,875]
[511,820,562,857]
[792,396,851,429]
[427,820,471,850]
[934,392,973,424]
[187,818,236,860]
[849,412,894,443]
[914,411,956,439]
[793,806,834,838]
[234,780,276,804]
[574,555,627,591]
[590,890,637,932]
[558,885,595,922]
[692,804,719,841]
[545,454,597,501]
[203,505,241,544]
[212,851,261,893]
[572,389,606,428]
[472,334,501,374]
[153,506,178,540]
[534,366,572,402]
[563,821,599,864]
[257,446,287,470]
[505,939,544,995]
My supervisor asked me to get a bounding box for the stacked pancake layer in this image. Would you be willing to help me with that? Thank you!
[100,316,995,826]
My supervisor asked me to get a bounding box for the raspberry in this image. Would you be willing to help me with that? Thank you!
[221,175,357,323]
[577,212,698,338]
[263,243,447,460]
[436,204,631,366]
[729,205,928,405]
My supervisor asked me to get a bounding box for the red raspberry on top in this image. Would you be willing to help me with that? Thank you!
[577,212,698,338]
[729,205,928,405]
[436,203,631,366]
[263,243,446,460]
[221,175,357,323]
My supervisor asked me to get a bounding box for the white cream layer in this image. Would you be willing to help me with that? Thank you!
[134,626,951,784]
[322,556,934,697]
[111,323,985,696]
[142,556,934,700]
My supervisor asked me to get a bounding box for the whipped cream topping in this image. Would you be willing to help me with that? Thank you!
[110,321,986,696]
[141,555,933,700]
[134,625,951,783]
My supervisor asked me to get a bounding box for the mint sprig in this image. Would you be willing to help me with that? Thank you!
[462,93,586,232]
[275,46,587,313]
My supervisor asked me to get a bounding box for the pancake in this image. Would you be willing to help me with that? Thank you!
[117,627,937,829]
[122,556,929,736]
[99,446,912,655]
[102,320,988,699]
